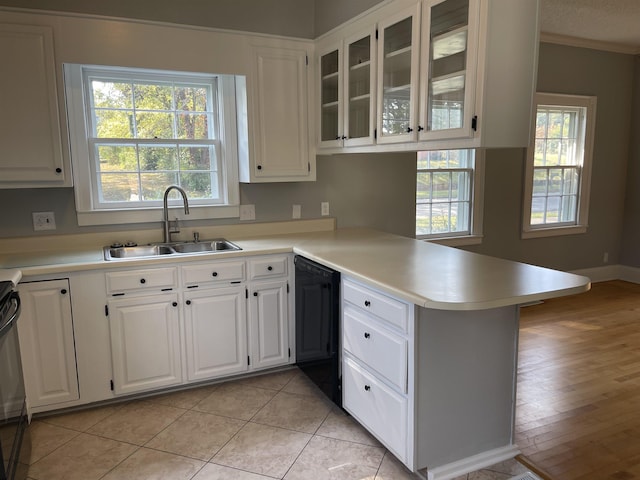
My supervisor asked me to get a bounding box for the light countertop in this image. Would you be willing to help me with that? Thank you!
[0,227,590,311]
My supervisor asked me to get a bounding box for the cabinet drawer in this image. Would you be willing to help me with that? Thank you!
[343,356,407,462]
[343,279,409,332]
[248,256,288,280]
[343,305,407,392]
[106,267,177,295]
[182,261,246,287]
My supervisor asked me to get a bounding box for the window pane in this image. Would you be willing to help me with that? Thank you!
[431,203,451,233]
[139,146,178,171]
[95,110,134,138]
[99,173,139,202]
[97,145,137,172]
[141,172,178,200]
[179,146,213,171]
[135,112,174,138]
[532,169,548,196]
[530,197,546,225]
[545,196,560,223]
[180,172,214,199]
[134,83,173,110]
[177,113,211,139]
[175,85,208,111]
[91,80,133,109]
[416,172,432,202]
[548,168,563,195]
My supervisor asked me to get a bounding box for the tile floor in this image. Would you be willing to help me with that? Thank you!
[16,368,530,480]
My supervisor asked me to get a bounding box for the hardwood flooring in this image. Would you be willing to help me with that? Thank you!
[516,280,640,480]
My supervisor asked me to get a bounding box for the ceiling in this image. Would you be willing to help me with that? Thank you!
[540,0,640,54]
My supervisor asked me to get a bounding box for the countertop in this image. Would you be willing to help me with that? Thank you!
[0,227,590,311]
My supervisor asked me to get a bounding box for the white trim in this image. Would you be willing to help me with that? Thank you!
[416,445,520,480]
[540,32,640,56]
[522,93,597,239]
[570,264,640,284]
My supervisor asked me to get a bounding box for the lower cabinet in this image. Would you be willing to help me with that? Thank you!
[248,280,289,370]
[17,279,79,408]
[184,286,247,381]
[108,293,183,395]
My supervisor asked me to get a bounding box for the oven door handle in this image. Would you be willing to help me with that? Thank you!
[0,293,21,339]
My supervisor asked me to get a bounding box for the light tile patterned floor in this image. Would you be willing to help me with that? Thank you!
[18,368,529,480]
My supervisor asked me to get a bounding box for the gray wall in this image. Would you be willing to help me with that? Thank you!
[620,57,640,267]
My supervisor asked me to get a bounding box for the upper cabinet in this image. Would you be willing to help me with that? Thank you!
[0,24,68,188]
[315,0,539,152]
[318,25,377,148]
[240,44,316,183]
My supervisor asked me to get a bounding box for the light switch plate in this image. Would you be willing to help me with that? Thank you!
[33,211,57,231]
[321,202,330,216]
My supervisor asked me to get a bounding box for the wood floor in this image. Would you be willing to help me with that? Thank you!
[516,280,640,480]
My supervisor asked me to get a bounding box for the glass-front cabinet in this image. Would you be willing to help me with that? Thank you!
[419,0,479,141]
[319,47,342,147]
[376,5,421,145]
[318,28,376,148]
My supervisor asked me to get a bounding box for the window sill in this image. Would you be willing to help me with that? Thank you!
[522,225,587,239]
[77,205,240,226]
[419,234,483,247]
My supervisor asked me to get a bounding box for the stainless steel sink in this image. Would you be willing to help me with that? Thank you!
[104,239,241,260]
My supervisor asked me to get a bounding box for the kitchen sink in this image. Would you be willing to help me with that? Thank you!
[104,239,241,260]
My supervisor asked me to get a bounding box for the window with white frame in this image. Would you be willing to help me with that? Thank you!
[416,149,483,244]
[523,93,596,238]
[64,64,241,225]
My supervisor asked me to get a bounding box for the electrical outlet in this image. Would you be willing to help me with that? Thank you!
[321,202,330,216]
[32,211,57,231]
[603,252,609,263]
[239,204,255,221]
[292,204,301,219]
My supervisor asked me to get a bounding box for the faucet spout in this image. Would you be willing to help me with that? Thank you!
[163,185,190,243]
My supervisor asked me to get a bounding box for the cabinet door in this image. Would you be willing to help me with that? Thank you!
[108,294,182,395]
[0,24,66,187]
[18,280,79,408]
[318,44,343,148]
[419,0,480,141]
[376,4,421,145]
[344,28,377,147]
[249,281,289,370]
[184,286,247,381]
[245,46,313,182]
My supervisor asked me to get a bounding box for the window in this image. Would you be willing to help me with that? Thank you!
[523,93,596,238]
[416,148,484,244]
[65,64,241,225]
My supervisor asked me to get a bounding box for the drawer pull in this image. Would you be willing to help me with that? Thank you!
[60,289,67,295]
[364,332,371,339]
[267,266,273,271]
[172,302,178,307]
[364,300,371,307]
[212,272,218,277]
[186,300,191,305]
[140,278,146,284]
[364,385,371,391]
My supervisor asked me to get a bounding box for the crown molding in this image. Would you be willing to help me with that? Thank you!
[540,32,640,55]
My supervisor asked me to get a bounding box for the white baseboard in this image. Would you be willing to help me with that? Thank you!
[570,264,640,284]
[416,445,520,480]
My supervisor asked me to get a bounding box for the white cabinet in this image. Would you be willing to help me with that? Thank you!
[318,26,377,148]
[184,286,247,381]
[248,256,290,370]
[0,24,68,188]
[240,45,315,182]
[17,279,79,408]
[341,277,413,465]
[316,0,538,152]
[108,293,183,395]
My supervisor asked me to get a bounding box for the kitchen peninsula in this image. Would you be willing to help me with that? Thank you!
[0,225,590,479]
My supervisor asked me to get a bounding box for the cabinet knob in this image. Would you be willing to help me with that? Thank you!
[55,167,62,174]
[257,165,262,170]
[186,300,192,305]
[364,385,371,391]
[60,289,67,295]
[406,127,413,133]
[342,136,347,140]
[140,278,146,284]
[212,272,218,277]
[364,300,371,307]
[364,332,370,339]
[172,301,178,307]
[267,266,273,271]
[417,125,424,132]
[253,291,258,297]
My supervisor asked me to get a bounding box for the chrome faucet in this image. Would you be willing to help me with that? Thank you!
[163,185,190,243]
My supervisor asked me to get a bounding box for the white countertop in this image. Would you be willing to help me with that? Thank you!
[0,227,590,311]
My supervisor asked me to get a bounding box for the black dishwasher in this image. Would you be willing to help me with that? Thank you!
[294,255,341,407]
